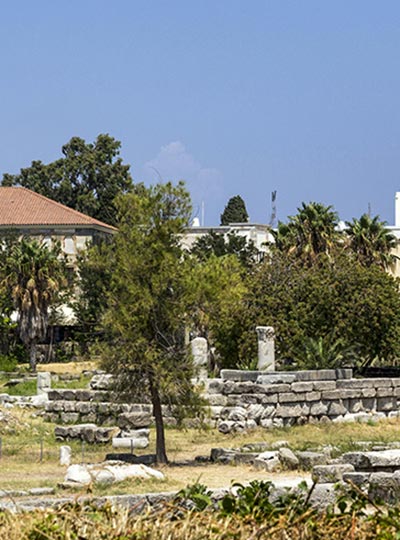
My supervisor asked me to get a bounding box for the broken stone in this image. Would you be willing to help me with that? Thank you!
[312,464,355,483]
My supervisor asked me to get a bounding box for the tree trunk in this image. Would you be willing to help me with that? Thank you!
[29,341,37,372]
[148,374,168,464]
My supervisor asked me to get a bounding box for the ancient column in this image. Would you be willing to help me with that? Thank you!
[256,326,275,371]
[37,371,51,395]
[191,336,208,381]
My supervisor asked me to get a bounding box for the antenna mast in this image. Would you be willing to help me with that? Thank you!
[269,190,277,227]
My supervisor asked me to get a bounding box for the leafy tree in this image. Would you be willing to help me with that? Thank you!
[2,134,133,225]
[185,254,247,371]
[2,239,67,371]
[237,251,400,368]
[220,195,249,225]
[345,213,398,269]
[101,182,201,464]
[271,202,341,263]
[72,241,114,355]
[190,231,260,268]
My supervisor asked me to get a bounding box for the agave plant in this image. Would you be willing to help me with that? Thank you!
[293,334,360,370]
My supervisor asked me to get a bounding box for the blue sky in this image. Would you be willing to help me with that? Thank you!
[1,1,400,226]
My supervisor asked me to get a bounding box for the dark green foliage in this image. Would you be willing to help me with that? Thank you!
[271,201,340,263]
[101,182,203,463]
[238,251,400,367]
[345,213,398,269]
[73,241,114,354]
[2,134,133,225]
[185,254,247,371]
[1,238,68,370]
[175,481,213,512]
[220,195,249,225]
[191,231,260,267]
[292,334,361,370]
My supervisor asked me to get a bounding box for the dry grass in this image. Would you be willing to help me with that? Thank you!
[1,408,400,498]
[36,360,99,374]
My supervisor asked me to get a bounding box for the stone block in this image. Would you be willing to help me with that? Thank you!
[361,397,376,411]
[47,390,62,401]
[220,370,259,382]
[308,483,338,509]
[258,384,291,394]
[75,390,93,402]
[391,378,400,387]
[291,382,313,393]
[89,374,113,391]
[305,391,321,402]
[343,449,400,470]
[76,402,92,414]
[336,380,363,389]
[312,464,355,483]
[230,382,256,394]
[60,412,79,424]
[63,401,76,413]
[256,373,296,385]
[226,395,243,406]
[227,407,247,422]
[238,393,262,404]
[206,379,224,394]
[52,400,67,412]
[368,471,400,503]
[279,392,307,403]
[260,405,275,419]
[234,452,259,465]
[297,451,328,470]
[221,381,235,395]
[328,401,348,416]
[348,399,365,413]
[254,451,280,472]
[80,413,97,423]
[313,381,336,391]
[247,404,265,421]
[219,407,233,420]
[112,437,149,449]
[276,403,309,418]
[37,372,51,395]
[340,389,363,399]
[342,471,370,487]
[377,397,396,411]
[210,447,236,462]
[361,388,376,398]
[97,402,111,414]
[60,446,71,466]
[295,370,337,381]
[376,387,394,397]
[206,394,228,406]
[310,402,329,416]
[261,394,278,404]
[321,390,345,400]
[118,412,151,429]
[278,447,299,470]
[59,390,77,401]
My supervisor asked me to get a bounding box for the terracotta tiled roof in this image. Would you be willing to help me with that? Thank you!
[0,187,116,230]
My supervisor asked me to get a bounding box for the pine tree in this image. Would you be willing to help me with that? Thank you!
[220,195,249,225]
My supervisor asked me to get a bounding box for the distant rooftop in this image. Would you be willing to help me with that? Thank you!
[0,187,116,231]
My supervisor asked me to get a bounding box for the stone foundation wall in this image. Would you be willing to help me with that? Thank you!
[44,389,176,426]
[45,369,400,432]
[203,369,400,432]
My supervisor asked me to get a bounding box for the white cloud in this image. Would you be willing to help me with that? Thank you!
[143,142,224,215]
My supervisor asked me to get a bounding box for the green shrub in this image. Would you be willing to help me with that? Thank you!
[0,355,17,372]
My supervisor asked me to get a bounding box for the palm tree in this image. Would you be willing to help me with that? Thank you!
[345,214,398,269]
[3,238,67,371]
[271,202,341,263]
